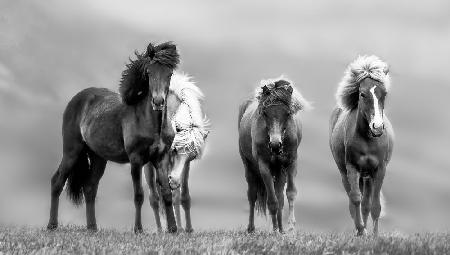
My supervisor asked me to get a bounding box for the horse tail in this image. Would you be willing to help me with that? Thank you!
[254,175,267,216]
[380,190,386,218]
[66,147,91,206]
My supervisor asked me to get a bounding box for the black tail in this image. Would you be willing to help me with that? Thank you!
[66,148,91,206]
[254,175,267,216]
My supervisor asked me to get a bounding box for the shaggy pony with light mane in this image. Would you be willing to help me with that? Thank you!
[169,72,210,157]
[145,72,209,232]
[336,55,390,111]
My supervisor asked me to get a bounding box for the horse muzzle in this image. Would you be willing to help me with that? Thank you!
[269,141,283,155]
[152,97,165,111]
[369,122,385,137]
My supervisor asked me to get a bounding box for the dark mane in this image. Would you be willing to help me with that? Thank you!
[119,42,180,105]
[256,78,310,113]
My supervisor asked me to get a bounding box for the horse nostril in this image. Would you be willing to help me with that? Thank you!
[152,97,164,106]
[382,123,385,130]
[270,141,282,153]
[372,123,376,129]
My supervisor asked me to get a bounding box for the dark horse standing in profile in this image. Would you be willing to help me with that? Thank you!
[47,42,180,233]
[329,55,394,236]
[238,77,310,233]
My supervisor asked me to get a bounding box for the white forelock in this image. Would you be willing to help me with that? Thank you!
[336,55,391,110]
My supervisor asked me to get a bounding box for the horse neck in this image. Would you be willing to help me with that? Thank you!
[134,97,164,133]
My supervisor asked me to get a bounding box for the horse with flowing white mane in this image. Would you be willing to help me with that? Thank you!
[144,72,209,232]
[238,77,310,233]
[329,55,394,236]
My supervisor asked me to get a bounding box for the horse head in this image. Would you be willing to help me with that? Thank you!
[357,69,388,137]
[119,42,180,110]
[258,80,295,155]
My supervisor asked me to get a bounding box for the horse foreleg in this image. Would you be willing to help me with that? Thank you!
[47,154,78,230]
[181,163,193,233]
[286,162,298,232]
[83,153,106,231]
[258,160,278,232]
[244,163,257,233]
[371,166,386,236]
[144,164,162,232]
[157,156,177,233]
[130,162,144,234]
[346,164,365,236]
[274,172,287,233]
[361,178,373,229]
[172,188,183,231]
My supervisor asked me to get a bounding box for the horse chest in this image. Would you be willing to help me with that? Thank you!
[349,143,382,175]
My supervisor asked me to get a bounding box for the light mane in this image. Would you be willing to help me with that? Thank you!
[169,72,210,158]
[254,75,311,113]
[336,55,390,110]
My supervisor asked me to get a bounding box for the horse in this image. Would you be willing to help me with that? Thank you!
[238,77,310,233]
[47,42,180,233]
[329,55,394,236]
[143,72,209,233]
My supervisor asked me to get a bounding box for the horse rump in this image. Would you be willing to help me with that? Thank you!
[66,147,91,206]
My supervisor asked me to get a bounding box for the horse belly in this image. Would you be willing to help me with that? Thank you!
[82,118,128,163]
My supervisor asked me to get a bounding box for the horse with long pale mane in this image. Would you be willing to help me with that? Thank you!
[238,77,310,233]
[47,42,180,233]
[144,73,209,232]
[329,55,394,236]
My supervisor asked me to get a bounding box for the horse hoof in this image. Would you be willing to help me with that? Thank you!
[185,227,194,233]
[247,226,255,233]
[356,228,367,236]
[47,223,58,231]
[87,224,98,232]
[167,226,177,233]
[134,227,144,234]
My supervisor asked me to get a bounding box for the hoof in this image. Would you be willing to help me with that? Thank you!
[247,225,255,233]
[167,225,177,233]
[134,227,144,234]
[184,227,194,233]
[47,223,58,231]
[87,224,98,232]
[356,228,367,236]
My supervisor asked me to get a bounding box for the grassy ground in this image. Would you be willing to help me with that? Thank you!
[0,225,449,254]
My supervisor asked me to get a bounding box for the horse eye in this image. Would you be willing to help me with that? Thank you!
[360,93,366,98]
[176,127,181,132]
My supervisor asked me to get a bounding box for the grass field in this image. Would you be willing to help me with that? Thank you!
[1,225,449,254]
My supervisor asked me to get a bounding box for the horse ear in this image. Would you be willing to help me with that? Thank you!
[383,65,389,75]
[147,43,155,59]
[286,85,293,95]
[262,85,270,95]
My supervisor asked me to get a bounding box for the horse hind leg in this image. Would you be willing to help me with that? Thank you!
[47,141,85,230]
[144,163,162,232]
[82,152,106,231]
